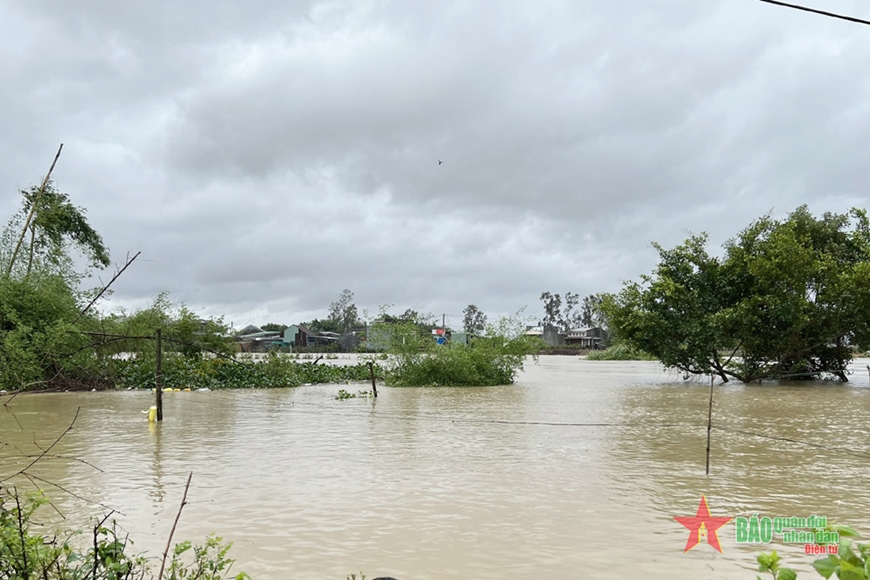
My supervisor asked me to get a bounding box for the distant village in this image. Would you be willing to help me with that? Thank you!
[233,321,609,353]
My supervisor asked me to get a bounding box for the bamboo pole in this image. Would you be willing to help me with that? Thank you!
[6,144,63,277]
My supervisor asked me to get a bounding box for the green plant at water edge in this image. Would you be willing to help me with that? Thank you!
[755,525,867,579]
[585,342,656,361]
[166,536,249,580]
[0,490,248,580]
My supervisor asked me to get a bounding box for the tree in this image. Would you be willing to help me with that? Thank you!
[605,206,870,383]
[261,323,288,333]
[327,289,359,332]
[539,291,583,332]
[5,183,110,280]
[0,180,114,390]
[463,304,487,336]
[540,292,562,328]
[580,293,609,330]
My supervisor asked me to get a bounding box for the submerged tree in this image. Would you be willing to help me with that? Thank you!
[605,206,870,383]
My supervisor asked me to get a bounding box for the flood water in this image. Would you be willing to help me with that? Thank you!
[2,356,870,579]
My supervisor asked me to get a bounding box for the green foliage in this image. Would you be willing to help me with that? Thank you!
[606,206,870,383]
[755,525,869,580]
[0,274,85,388]
[462,304,487,336]
[540,291,584,333]
[585,342,656,361]
[756,551,798,580]
[166,536,249,580]
[0,181,114,391]
[327,289,359,333]
[98,293,232,361]
[0,490,246,580]
[386,314,538,386]
[114,353,383,390]
[580,293,609,331]
[260,323,288,333]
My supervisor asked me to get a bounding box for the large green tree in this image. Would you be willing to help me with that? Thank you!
[605,206,870,383]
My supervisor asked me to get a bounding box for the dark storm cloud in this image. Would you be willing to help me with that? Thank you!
[2,0,869,325]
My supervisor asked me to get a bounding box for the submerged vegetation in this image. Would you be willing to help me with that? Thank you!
[385,315,540,387]
[585,342,656,361]
[605,206,870,383]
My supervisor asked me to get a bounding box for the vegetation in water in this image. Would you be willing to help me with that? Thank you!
[385,314,540,386]
[335,389,374,400]
[585,342,656,361]
[114,351,383,390]
[605,206,870,383]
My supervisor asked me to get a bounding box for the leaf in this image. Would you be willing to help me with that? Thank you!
[812,556,839,579]
[833,525,861,538]
[777,569,798,580]
[837,560,866,580]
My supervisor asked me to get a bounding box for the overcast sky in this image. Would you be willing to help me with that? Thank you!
[2,0,869,329]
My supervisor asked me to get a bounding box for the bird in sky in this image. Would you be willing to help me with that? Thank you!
[437,160,443,165]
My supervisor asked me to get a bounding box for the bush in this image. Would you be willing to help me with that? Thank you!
[0,490,248,580]
[386,316,539,386]
[586,343,656,361]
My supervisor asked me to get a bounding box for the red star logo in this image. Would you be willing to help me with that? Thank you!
[674,496,733,553]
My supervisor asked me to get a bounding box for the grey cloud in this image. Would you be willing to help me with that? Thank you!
[2,0,870,326]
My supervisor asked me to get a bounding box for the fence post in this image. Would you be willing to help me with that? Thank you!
[705,374,713,475]
[156,328,163,421]
[368,362,378,398]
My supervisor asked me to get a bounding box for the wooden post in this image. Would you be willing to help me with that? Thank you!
[705,374,713,475]
[368,362,378,398]
[156,328,163,421]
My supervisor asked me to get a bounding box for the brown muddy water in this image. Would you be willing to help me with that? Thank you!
[2,356,870,580]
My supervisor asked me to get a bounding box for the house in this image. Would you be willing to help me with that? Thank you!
[564,327,608,349]
[235,325,283,353]
[283,325,340,348]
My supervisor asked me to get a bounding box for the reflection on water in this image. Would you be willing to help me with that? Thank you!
[1,356,869,579]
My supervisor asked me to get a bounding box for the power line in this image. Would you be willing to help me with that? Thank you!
[758,0,870,27]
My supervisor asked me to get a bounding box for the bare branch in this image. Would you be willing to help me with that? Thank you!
[72,251,141,325]
[159,472,193,580]
[1,407,80,484]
